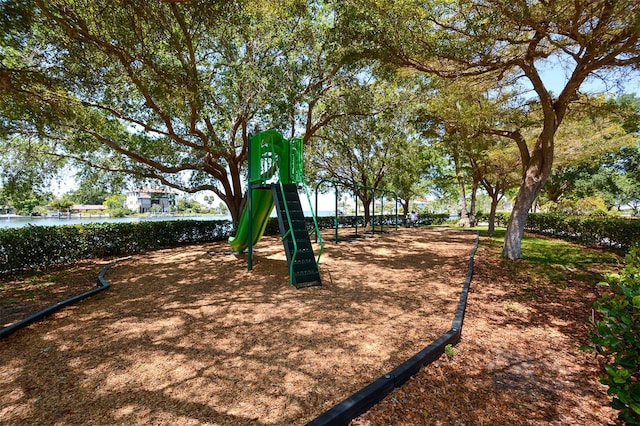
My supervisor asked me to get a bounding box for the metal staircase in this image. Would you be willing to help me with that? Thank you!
[271,183,321,288]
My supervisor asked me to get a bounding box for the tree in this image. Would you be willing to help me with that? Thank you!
[472,138,521,235]
[103,194,125,210]
[589,145,640,214]
[541,94,640,212]
[385,140,434,217]
[176,197,203,214]
[338,0,640,258]
[413,76,526,228]
[0,1,371,224]
[49,195,74,213]
[9,190,52,216]
[310,112,390,226]
[309,73,423,225]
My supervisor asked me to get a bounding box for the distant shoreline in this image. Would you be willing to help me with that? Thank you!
[0,211,343,229]
[0,214,233,229]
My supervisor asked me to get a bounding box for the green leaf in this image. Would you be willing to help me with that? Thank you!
[631,383,640,402]
[614,371,631,384]
[617,388,632,404]
[619,355,637,369]
[605,364,619,377]
[611,398,627,410]
[579,344,594,352]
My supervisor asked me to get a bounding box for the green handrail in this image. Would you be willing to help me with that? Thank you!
[267,137,299,286]
[302,180,324,264]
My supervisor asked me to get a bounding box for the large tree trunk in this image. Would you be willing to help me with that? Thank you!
[401,199,409,217]
[502,138,555,259]
[400,199,410,226]
[469,174,479,227]
[357,192,373,227]
[362,199,371,227]
[457,177,471,227]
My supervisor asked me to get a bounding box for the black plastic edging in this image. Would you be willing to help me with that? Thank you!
[307,231,480,426]
[0,263,114,339]
[389,328,460,388]
[452,232,480,333]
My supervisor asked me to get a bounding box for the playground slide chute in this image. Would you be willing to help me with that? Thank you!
[228,189,275,253]
[228,130,290,253]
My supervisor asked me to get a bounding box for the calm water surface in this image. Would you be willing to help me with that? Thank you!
[0,215,232,229]
[0,211,338,229]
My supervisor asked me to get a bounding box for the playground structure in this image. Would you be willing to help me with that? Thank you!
[228,130,323,288]
[314,178,400,244]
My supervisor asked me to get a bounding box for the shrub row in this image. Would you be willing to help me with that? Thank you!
[0,212,452,276]
[525,213,640,253]
[0,220,233,276]
[475,212,510,227]
[311,212,449,229]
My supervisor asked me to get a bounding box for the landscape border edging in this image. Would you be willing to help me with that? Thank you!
[306,231,480,426]
[0,263,114,339]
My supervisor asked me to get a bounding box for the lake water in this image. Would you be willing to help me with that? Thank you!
[0,210,340,229]
[0,214,232,229]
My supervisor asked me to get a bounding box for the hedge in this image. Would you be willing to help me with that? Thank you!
[0,220,233,276]
[476,212,510,227]
[525,213,640,253]
[312,212,449,229]
[0,212,451,276]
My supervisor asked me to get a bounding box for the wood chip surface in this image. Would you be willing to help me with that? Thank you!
[1,228,474,425]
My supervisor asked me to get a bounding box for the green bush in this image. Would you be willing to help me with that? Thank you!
[0,220,233,276]
[526,213,640,253]
[419,212,450,225]
[311,212,449,229]
[108,207,132,218]
[0,212,448,276]
[587,244,640,424]
[476,211,510,227]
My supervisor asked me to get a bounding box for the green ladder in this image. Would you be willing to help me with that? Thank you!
[271,183,321,288]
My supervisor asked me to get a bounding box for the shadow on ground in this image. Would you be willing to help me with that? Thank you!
[0,228,476,425]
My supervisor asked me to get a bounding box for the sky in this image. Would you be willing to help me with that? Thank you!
[537,55,640,97]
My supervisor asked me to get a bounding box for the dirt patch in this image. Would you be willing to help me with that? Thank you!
[1,228,476,425]
[352,235,618,426]
[1,260,110,328]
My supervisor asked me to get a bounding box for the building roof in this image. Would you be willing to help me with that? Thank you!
[71,204,105,211]
[128,187,175,195]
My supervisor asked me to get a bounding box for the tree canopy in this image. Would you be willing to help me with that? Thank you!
[0,0,372,222]
[1,0,639,258]
[336,0,640,258]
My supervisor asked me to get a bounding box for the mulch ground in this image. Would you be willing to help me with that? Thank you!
[0,227,619,425]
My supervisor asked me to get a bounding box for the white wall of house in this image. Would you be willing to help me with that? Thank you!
[125,189,175,213]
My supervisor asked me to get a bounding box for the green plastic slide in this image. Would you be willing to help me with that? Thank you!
[228,189,275,253]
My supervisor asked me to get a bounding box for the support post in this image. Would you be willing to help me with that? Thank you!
[354,188,358,236]
[334,190,339,243]
[247,137,253,271]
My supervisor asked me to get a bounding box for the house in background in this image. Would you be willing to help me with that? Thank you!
[71,204,106,215]
[125,188,176,213]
